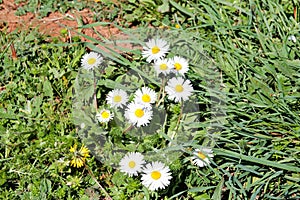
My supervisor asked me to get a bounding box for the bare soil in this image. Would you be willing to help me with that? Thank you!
[0,0,120,40]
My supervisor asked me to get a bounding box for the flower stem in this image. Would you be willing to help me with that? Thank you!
[84,164,112,200]
[156,76,166,107]
[93,70,98,113]
[175,100,184,131]
[123,124,134,134]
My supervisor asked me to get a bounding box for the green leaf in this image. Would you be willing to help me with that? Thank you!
[212,178,224,200]
[43,79,53,98]
[40,178,52,194]
[169,0,194,17]
[188,186,216,193]
[214,149,300,173]
[157,0,169,13]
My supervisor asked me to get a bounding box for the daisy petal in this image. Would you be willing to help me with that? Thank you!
[165,77,194,102]
[170,56,189,75]
[192,147,214,168]
[125,102,153,127]
[142,38,169,63]
[141,161,172,191]
[153,58,172,75]
[119,152,145,177]
[134,87,157,105]
[106,89,129,108]
[96,109,114,123]
[81,52,103,70]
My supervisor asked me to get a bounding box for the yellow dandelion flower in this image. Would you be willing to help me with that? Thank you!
[70,144,90,168]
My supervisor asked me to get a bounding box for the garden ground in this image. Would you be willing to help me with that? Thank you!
[0,0,120,39]
[1,0,300,199]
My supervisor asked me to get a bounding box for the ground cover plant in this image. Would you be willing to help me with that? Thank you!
[0,0,300,199]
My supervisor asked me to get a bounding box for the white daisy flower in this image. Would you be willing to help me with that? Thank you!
[141,161,172,191]
[96,109,114,123]
[165,77,194,102]
[119,152,145,177]
[134,87,157,105]
[153,58,172,75]
[106,89,128,108]
[81,52,103,70]
[170,56,189,75]
[125,102,153,127]
[142,38,169,63]
[192,147,214,168]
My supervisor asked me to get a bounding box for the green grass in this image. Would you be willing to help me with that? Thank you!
[0,0,300,199]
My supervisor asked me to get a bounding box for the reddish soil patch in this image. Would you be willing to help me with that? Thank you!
[0,0,120,40]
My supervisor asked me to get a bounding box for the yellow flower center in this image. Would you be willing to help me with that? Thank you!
[101,111,110,119]
[113,95,122,103]
[159,63,168,70]
[175,85,184,93]
[197,152,207,160]
[151,171,161,180]
[128,161,136,168]
[135,109,144,118]
[174,62,182,71]
[151,46,160,54]
[142,94,151,103]
[87,57,96,65]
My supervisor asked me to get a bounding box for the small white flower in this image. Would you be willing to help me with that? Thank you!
[170,56,189,75]
[165,77,194,102]
[80,123,85,129]
[58,157,70,166]
[192,147,214,168]
[141,161,172,191]
[125,102,153,127]
[153,58,172,75]
[96,109,114,123]
[288,35,297,43]
[106,89,129,108]
[81,52,103,70]
[119,152,145,177]
[142,38,169,63]
[134,87,157,105]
